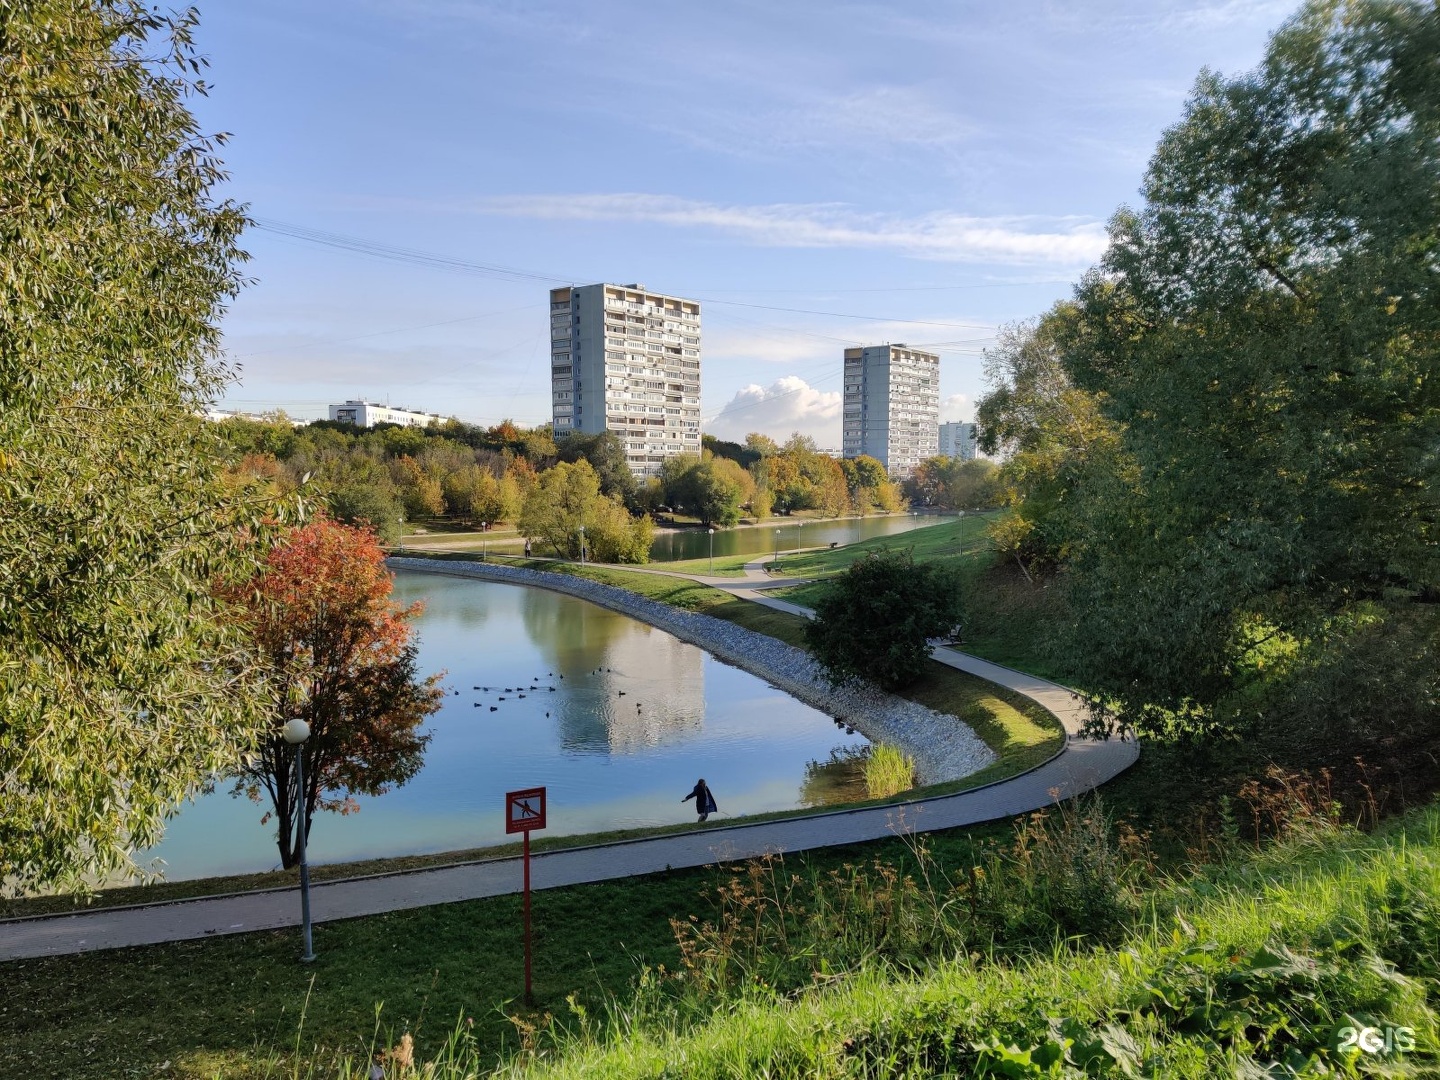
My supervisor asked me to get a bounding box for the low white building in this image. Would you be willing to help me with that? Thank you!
[328,400,447,428]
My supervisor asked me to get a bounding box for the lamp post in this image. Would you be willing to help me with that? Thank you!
[708,527,715,575]
[480,522,487,562]
[579,524,586,565]
[281,717,316,963]
[958,509,966,557]
[773,527,780,570]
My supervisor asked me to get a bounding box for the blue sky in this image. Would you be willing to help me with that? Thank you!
[203,0,1293,444]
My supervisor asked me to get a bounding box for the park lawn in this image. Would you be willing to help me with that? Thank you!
[762,512,997,581]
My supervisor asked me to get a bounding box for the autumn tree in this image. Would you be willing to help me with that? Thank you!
[0,2,285,891]
[221,518,444,869]
[392,454,445,519]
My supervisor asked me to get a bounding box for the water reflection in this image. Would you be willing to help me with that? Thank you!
[140,572,868,879]
[800,746,870,807]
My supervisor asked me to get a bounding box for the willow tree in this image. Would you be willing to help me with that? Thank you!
[0,3,279,891]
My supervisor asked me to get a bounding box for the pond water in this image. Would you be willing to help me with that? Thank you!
[649,512,954,562]
[140,572,867,880]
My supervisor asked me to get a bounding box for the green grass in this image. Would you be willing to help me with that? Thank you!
[14,799,1433,1078]
[2,825,1027,1080]
[491,806,1440,1080]
[864,744,915,798]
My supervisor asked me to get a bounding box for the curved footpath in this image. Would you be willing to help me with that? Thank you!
[0,558,1137,962]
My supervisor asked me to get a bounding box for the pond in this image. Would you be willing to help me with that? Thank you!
[648,512,954,562]
[139,572,868,880]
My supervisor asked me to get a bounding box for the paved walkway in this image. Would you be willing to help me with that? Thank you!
[0,554,1136,962]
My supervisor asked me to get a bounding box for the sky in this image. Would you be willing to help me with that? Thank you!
[200,0,1294,445]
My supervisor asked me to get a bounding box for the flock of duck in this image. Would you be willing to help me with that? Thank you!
[468,667,653,719]
[463,666,858,735]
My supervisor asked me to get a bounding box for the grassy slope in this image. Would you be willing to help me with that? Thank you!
[506,807,1440,1079]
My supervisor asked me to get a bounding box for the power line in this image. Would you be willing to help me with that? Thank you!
[250,218,574,285]
[250,217,1003,332]
[228,302,546,360]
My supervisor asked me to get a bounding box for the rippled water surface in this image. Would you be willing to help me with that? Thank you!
[142,572,866,879]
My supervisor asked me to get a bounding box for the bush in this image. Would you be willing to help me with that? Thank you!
[804,549,962,690]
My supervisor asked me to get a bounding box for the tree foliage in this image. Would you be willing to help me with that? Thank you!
[1052,0,1440,741]
[220,519,444,869]
[0,2,287,891]
[518,459,652,562]
[804,550,963,690]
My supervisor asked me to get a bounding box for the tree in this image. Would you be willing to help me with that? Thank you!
[330,482,404,542]
[220,519,444,869]
[805,551,963,690]
[975,308,1121,571]
[555,430,636,504]
[688,460,744,527]
[947,459,1000,511]
[392,454,445,518]
[518,459,652,562]
[0,3,283,891]
[1057,0,1440,738]
[745,432,780,458]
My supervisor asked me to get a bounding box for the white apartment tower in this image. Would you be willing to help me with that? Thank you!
[550,283,702,476]
[842,344,940,477]
[938,421,979,461]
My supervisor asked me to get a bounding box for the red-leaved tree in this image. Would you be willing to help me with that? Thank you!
[221,517,444,868]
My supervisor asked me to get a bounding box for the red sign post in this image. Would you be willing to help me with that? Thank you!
[505,786,547,1003]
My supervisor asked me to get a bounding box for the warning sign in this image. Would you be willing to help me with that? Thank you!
[505,787,547,834]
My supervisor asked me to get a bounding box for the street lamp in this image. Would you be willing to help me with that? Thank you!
[958,509,966,557]
[579,524,586,565]
[480,522,487,562]
[281,717,316,963]
[708,527,715,575]
[773,527,780,570]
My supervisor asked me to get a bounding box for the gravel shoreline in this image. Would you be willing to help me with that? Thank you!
[387,557,996,784]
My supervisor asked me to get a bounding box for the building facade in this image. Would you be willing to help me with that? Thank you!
[328,401,447,428]
[550,283,702,477]
[841,344,940,476]
[938,421,979,461]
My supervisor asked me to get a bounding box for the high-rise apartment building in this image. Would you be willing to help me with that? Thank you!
[938,421,979,461]
[550,283,702,477]
[841,344,940,476]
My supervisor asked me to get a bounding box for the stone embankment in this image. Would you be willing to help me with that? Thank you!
[387,557,996,784]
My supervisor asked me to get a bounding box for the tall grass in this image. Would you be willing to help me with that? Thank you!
[308,789,1440,1078]
[864,743,915,798]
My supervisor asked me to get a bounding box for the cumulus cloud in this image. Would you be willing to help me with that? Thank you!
[941,394,972,422]
[470,194,1107,266]
[706,376,842,447]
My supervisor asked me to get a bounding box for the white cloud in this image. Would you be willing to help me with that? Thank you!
[706,376,842,446]
[941,394,972,423]
[469,194,1108,266]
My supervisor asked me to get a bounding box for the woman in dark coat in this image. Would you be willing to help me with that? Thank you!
[682,778,718,822]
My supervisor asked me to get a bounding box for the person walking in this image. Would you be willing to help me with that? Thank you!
[682,778,718,823]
